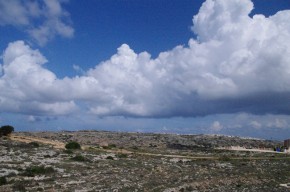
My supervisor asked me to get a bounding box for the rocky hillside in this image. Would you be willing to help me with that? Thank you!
[17,130,281,151]
[0,131,289,191]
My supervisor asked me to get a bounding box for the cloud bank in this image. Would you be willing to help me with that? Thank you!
[1,0,290,118]
[0,0,74,45]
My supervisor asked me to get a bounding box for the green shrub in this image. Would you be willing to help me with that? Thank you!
[236,184,242,188]
[1,136,8,140]
[106,156,114,160]
[64,149,73,154]
[23,166,55,177]
[186,186,194,191]
[71,155,86,162]
[131,146,139,150]
[37,187,44,191]
[13,181,26,192]
[0,176,7,186]
[65,141,81,150]
[219,155,231,161]
[108,144,117,148]
[116,153,128,158]
[0,125,14,136]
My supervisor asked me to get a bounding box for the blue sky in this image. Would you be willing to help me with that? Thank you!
[1,0,290,140]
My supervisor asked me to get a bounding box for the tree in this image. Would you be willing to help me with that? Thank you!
[65,141,81,150]
[0,125,14,136]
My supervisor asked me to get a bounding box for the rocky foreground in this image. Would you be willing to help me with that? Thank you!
[0,131,290,191]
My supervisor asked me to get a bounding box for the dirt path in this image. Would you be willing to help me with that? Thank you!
[10,135,65,149]
[216,146,286,153]
[134,152,217,159]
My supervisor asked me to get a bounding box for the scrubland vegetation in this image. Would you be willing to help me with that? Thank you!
[0,130,289,191]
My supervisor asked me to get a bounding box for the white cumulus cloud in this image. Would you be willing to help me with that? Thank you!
[1,0,290,119]
[210,121,223,132]
[0,0,74,45]
[0,41,77,115]
[249,121,262,129]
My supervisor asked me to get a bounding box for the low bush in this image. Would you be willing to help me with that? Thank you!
[0,176,7,186]
[23,166,55,177]
[108,144,117,148]
[219,155,231,161]
[65,141,81,150]
[116,153,128,158]
[106,156,114,160]
[12,181,26,192]
[64,149,73,154]
[71,155,86,162]
[131,146,139,150]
